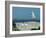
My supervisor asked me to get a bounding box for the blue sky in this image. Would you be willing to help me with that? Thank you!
[12,7,40,20]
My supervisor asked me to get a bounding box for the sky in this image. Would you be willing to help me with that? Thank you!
[12,7,40,20]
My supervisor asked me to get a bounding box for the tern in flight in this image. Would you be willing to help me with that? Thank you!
[32,11,36,19]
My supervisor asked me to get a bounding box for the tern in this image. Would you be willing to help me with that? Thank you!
[32,11,36,19]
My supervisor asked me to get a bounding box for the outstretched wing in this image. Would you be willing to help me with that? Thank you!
[32,11,36,19]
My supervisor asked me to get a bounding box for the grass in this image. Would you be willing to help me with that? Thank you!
[12,22,40,31]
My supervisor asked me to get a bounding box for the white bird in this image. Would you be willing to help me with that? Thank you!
[32,11,36,19]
